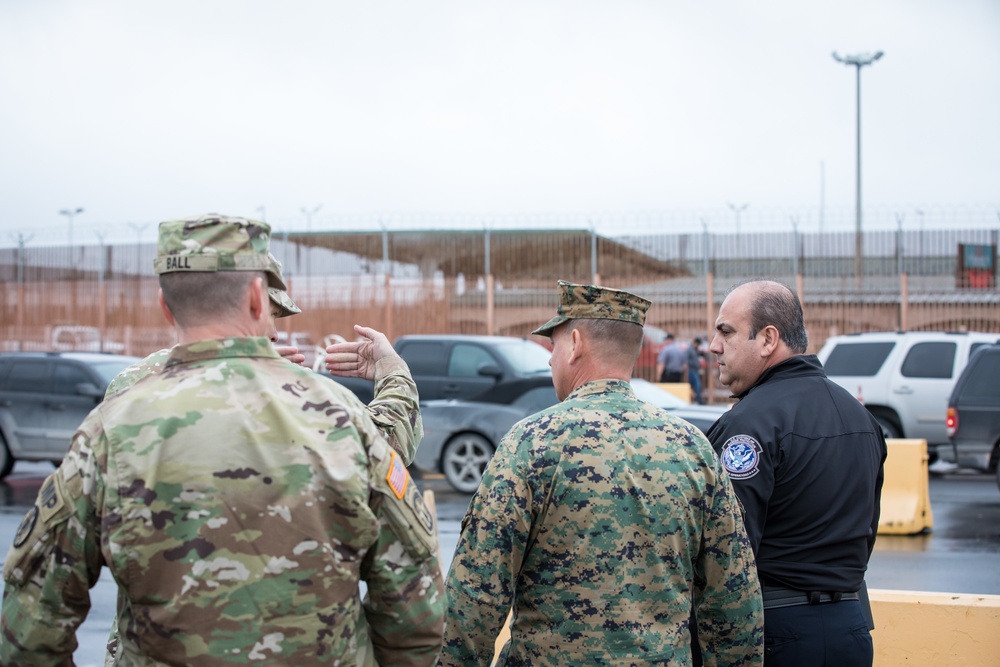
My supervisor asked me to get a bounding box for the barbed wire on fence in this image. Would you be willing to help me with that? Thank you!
[2,203,998,249]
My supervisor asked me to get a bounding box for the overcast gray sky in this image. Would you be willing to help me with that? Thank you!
[2,0,998,245]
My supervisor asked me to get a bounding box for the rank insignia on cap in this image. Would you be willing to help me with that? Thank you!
[386,450,409,500]
[721,435,762,480]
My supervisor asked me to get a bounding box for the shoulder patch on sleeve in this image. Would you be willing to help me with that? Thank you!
[721,434,762,480]
[385,450,409,499]
[12,507,38,548]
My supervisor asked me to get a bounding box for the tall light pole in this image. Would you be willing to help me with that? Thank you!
[59,207,84,257]
[301,204,322,278]
[127,222,149,275]
[833,50,883,281]
[301,204,322,232]
[727,202,748,240]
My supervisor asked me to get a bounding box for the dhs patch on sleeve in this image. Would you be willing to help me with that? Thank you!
[721,435,762,480]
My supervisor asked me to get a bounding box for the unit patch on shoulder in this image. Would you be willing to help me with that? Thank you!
[386,450,409,500]
[721,434,762,480]
[12,506,38,548]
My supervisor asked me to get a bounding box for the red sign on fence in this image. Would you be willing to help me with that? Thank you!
[957,243,996,289]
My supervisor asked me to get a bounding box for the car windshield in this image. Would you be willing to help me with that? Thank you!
[493,340,552,374]
[91,358,141,385]
[630,378,688,408]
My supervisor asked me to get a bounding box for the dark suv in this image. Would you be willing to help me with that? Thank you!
[0,351,140,479]
[945,344,1000,491]
[322,334,554,403]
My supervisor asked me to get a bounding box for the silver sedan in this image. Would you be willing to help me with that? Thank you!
[414,378,729,493]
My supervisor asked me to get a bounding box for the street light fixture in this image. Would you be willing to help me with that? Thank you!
[301,204,322,232]
[833,50,883,281]
[59,207,84,256]
[727,202,749,237]
[300,205,322,278]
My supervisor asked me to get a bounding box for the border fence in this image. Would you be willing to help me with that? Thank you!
[1,224,998,390]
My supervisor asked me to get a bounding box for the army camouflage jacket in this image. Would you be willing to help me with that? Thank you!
[1,337,443,666]
[442,379,763,666]
[105,346,423,465]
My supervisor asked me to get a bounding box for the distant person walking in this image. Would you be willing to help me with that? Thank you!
[656,333,687,383]
[687,337,706,404]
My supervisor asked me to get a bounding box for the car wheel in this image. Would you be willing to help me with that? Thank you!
[873,415,901,440]
[0,434,14,481]
[441,433,494,494]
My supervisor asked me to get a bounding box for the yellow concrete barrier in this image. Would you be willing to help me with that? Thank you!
[653,382,693,402]
[871,589,1000,666]
[878,438,933,534]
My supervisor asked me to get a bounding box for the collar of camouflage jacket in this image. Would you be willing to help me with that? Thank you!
[164,336,280,369]
[563,378,635,402]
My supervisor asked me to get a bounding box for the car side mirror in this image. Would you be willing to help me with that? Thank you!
[76,382,103,399]
[477,363,502,379]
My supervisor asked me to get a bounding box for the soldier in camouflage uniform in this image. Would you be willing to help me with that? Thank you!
[1,214,444,666]
[441,280,763,666]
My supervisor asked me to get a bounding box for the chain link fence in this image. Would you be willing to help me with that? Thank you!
[1,224,998,390]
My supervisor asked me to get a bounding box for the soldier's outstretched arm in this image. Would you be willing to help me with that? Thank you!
[361,438,445,667]
[326,324,422,465]
[0,426,107,665]
[694,458,764,666]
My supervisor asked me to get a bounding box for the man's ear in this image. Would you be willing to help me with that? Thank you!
[568,326,585,364]
[760,325,781,356]
[158,289,176,327]
[248,276,266,321]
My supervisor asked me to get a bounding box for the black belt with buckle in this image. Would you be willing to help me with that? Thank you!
[762,586,860,610]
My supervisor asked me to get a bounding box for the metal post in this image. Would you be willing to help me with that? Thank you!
[381,223,392,339]
[727,202,748,238]
[95,231,107,352]
[833,50,883,282]
[59,207,84,265]
[484,227,494,335]
[590,223,598,284]
[300,204,322,285]
[12,233,32,351]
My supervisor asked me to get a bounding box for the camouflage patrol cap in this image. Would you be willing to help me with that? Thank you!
[153,213,287,290]
[268,287,301,317]
[532,280,651,337]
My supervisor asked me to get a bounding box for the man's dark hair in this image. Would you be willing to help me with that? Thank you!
[741,280,809,353]
[160,271,263,326]
[568,318,645,364]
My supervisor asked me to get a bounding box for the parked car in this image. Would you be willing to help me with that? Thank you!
[275,330,317,369]
[321,334,554,404]
[416,376,729,493]
[944,344,1000,490]
[50,324,125,354]
[0,352,141,479]
[817,331,1000,459]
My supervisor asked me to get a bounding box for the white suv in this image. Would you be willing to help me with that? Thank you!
[817,331,1000,457]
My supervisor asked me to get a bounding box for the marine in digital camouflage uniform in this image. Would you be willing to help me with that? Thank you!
[0,214,444,666]
[442,280,763,666]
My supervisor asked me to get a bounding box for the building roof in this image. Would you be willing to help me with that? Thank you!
[283,228,687,280]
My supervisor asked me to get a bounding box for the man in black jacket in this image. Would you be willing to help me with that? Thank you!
[706,280,886,667]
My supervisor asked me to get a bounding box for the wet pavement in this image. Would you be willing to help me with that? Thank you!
[0,461,997,663]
